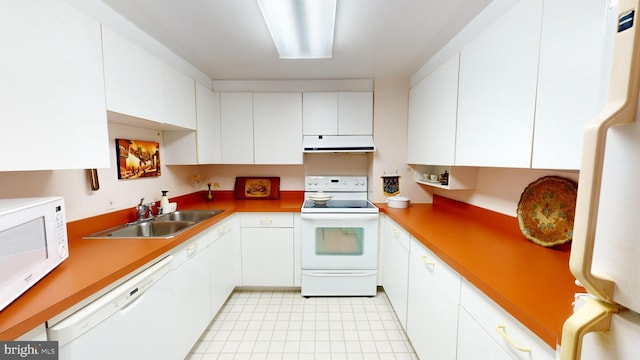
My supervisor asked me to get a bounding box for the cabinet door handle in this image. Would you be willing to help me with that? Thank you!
[495,325,531,352]
[186,242,199,254]
[392,228,401,237]
[420,255,435,266]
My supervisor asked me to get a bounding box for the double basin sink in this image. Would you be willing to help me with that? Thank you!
[84,210,224,239]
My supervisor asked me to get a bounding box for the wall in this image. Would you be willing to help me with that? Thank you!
[434,168,579,217]
[370,77,432,204]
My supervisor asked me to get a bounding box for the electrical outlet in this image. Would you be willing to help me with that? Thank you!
[106,199,115,210]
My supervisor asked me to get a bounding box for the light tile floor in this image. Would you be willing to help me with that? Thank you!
[185,289,418,360]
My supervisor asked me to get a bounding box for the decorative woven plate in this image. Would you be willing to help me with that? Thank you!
[517,176,578,247]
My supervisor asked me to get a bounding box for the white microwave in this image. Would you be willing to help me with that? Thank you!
[0,196,69,311]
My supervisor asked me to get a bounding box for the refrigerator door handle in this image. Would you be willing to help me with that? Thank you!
[570,0,640,303]
[560,297,619,360]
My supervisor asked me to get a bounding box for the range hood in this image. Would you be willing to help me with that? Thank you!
[303,135,376,153]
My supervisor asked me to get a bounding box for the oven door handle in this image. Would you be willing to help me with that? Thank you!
[300,213,379,221]
[306,271,377,277]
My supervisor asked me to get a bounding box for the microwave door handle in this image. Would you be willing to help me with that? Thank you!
[570,0,640,303]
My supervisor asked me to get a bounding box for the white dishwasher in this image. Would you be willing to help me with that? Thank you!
[48,256,175,360]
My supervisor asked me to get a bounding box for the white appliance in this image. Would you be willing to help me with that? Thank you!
[561,0,640,358]
[48,256,174,360]
[300,176,379,296]
[303,135,376,153]
[0,196,69,311]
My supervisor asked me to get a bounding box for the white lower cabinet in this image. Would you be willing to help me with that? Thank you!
[171,232,213,358]
[240,213,294,286]
[209,216,237,316]
[458,279,555,360]
[381,221,555,360]
[406,237,461,359]
[457,306,511,360]
[382,216,410,330]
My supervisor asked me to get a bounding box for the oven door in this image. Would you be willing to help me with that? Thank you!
[300,213,379,270]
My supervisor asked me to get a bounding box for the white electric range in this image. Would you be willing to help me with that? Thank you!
[300,176,379,296]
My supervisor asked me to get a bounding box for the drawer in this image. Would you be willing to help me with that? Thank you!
[459,279,555,360]
[211,217,233,242]
[384,217,410,251]
[240,213,293,228]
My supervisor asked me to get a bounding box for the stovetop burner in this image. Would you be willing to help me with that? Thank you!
[302,199,377,209]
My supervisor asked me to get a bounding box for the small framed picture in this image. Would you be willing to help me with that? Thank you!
[115,139,161,179]
[234,177,280,200]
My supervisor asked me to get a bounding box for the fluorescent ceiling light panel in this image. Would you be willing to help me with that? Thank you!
[257,0,337,59]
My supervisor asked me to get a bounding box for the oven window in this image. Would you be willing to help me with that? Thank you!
[315,227,364,255]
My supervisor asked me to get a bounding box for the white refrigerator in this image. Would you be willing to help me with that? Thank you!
[561,0,640,358]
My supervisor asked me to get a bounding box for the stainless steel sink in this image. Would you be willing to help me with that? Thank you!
[154,209,224,223]
[84,209,224,239]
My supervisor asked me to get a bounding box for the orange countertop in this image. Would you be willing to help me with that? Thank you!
[0,192,578,348]
[378,196,580,349]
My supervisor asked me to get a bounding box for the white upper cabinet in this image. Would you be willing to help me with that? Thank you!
[303,92,373,135]
[163,83,221,165]
[253,93,303,164]
[0,0,110,171]
[303,92,338,135]
[407,54,460,166]
[338,92,374,135]
[532,0,612,170]
[220,92,254,164]
[455,0,543,168]
[195,85,222,164]
[219,92,302,165]
[102,27,196,130]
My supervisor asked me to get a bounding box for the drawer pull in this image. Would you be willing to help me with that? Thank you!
[186,242,199,254]
[496,325,531,352]
[420,255,435,266]
[260,219,273,225]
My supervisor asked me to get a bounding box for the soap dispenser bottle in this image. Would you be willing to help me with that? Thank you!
[160,190,170,214]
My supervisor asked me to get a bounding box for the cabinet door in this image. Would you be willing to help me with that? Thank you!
[102,27,196,130]
[338,92,373,135]
[303,92,338,135]
[253,93,303,164]
[456,0,543,168]
[241,227,294,286]
[459,280,555,360]
[407,54,459,165]
[0,0,109,170]
[220,92,254,164]
[196,85,222,164]
[172,234,212,358]
[532,0,612,169]
[209,220,236,316]
[406,238,461,360]
[382,218,410,330]
[457,306,511,360]
[163,84,218,165]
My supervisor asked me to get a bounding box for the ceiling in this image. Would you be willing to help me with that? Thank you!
[102,0,493,80]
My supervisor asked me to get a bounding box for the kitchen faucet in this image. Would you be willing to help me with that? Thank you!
[135,198,155,223]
